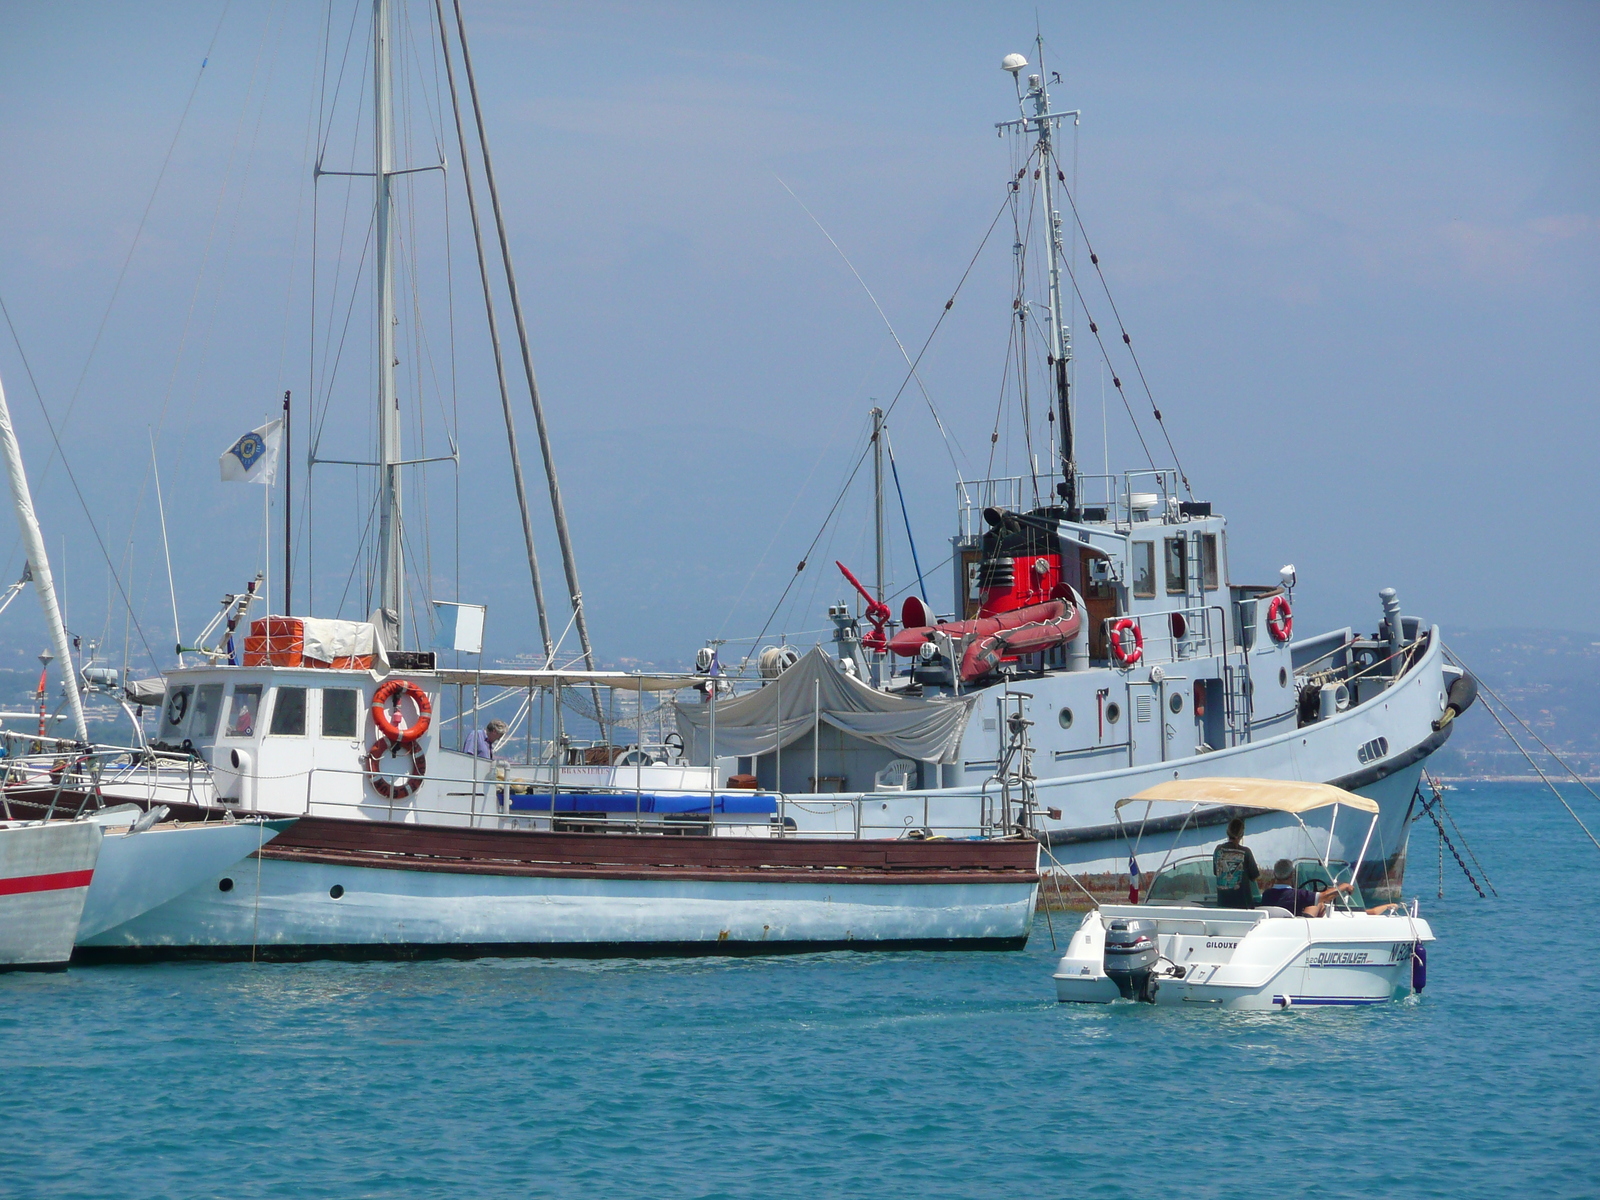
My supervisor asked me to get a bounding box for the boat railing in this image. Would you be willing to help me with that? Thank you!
[292,764,1015,841]
[1101,603,1230,668]
[0,739,218,817]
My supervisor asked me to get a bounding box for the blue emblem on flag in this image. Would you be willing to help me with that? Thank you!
[229,433,265,472]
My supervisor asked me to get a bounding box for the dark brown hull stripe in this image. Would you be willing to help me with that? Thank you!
[256,844,1039,885]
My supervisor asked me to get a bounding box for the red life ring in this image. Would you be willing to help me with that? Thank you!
[371,679,432,743]
[366,736,426,800]
[1109,618,1144,666]
[1267,594,1293,643]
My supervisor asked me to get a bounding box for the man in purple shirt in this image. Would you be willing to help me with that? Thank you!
[1260,858,1352,916]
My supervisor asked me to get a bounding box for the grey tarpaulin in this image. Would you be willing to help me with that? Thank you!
[673,645,977,764]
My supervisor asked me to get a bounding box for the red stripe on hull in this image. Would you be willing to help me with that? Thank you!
[0,869,94,896]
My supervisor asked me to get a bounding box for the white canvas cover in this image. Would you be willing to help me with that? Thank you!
[1118,777,1379,815]
[298,617,389,670]
[673,645,978,764]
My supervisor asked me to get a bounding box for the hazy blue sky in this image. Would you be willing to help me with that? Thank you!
[0,1,1595,672]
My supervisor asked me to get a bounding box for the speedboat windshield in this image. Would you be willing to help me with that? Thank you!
[1144,855,1366,910]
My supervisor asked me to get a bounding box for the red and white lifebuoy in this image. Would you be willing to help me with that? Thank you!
[1109,617,1144,666]
[371,679,432,743]
[1267,594,1293,643]
[366,736,426,800]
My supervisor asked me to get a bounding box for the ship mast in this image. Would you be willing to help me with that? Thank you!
[1001,40,1079,516]
[373,0,404,645]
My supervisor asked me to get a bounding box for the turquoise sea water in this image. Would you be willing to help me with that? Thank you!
[3,783,1596,1199]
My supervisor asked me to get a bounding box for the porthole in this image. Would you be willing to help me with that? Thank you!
[1058,707,1074,729]
[1169,693,1183,714]
[217,877,234,893]
[329,884,345,899]
[1105,702,1122,725]
[1279,667,1288,687]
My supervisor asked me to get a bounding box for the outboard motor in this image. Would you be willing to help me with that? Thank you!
[1103,917,1159,1001]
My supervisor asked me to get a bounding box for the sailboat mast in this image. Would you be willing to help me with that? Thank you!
[871,406,885,607]
[0,372,88,742]
[1026,38,1075,514]
[373,0,404,645]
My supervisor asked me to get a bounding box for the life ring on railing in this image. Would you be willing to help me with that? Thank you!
[1267,594,1293,643]
[1110,618,1144,666]
[366,736,426,800]
[371,679,432,743]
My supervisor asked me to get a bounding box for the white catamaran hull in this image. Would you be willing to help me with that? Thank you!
[0,820,100,969]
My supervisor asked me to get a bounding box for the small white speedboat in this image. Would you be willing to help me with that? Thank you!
[1053,779,1434,1010]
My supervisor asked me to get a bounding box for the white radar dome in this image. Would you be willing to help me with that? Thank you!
[1001,53,1028,74]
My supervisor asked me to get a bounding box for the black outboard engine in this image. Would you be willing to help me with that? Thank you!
[1103,918,1159,1001]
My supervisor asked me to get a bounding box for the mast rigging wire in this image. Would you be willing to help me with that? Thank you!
[1047,144,1191,497]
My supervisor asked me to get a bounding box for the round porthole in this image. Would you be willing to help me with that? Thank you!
[1169,693,1183,714]
[1105,702,1122,724]
[1279,667,1288,687]
[329,885,345,899]
[217,877,234,893]
[1058,707,1073,729]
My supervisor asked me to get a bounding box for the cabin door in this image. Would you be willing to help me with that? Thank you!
[1127,681,1163,766]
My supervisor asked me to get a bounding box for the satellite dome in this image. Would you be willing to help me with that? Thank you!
[1001,53,1028,74]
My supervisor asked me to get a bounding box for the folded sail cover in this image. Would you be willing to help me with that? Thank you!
[673,645,977,764]
[243,617,390,671]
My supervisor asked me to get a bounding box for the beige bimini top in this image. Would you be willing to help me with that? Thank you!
[1116,777,1379,815]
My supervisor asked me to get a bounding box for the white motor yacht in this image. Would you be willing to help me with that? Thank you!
[1053,779,1434,1009]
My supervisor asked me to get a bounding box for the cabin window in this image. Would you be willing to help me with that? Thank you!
[1165,538,1187,594]
[1132,543,1156,598]
[163,685,194,732]
[226,685,263,737]
[192,684,224,738]
[1201,534,1219,591]
[321,688,359,739]
[269,687,308,736]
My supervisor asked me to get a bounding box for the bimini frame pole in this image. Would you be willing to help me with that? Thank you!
[0,371,88,742]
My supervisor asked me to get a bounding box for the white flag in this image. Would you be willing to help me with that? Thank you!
[219,419,282,485]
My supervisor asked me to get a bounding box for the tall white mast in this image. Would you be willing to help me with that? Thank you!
[1002,41,1078,514]
[0,372,88,742]
[373,0,404,646]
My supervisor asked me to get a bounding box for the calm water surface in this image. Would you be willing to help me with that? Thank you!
[3,784,1595,1198]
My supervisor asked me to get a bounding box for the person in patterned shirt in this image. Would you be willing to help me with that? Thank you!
[1211,817,1260,908]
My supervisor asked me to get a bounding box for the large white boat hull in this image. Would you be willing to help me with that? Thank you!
[79,857,1037,959]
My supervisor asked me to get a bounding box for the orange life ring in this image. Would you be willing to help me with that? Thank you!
[1110,618,1144,666]
[366,736,426,800]
[372,679,432,743]
[1267,594,1293,643]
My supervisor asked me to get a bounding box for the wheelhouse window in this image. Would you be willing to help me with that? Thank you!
[163,685,194,734]
[226,685,263,738]
[1201,534,1219,591]
[192,683,225,738]
[321,688,359,739]
[269,687,308,737]
[1165,537,1187,594]
[1132,543,1156,598]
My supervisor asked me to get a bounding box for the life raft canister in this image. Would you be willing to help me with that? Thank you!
[1110,617,1144,666]
[366,736,426,800]
[1267,594,1293,643]
[371,679,432,743]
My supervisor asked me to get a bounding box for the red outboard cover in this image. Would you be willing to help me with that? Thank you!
[977,553,1061,617]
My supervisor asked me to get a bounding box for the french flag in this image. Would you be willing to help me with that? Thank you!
[1128,855,1141,904]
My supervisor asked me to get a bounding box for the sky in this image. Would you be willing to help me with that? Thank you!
[0,1,1595,675]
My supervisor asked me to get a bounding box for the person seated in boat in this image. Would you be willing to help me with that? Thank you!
[1260,858,1352,917]
[465,719,507,759]
[1211,818,1260,908]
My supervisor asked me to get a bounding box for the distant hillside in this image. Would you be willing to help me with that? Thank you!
[1427,628,1600,780]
